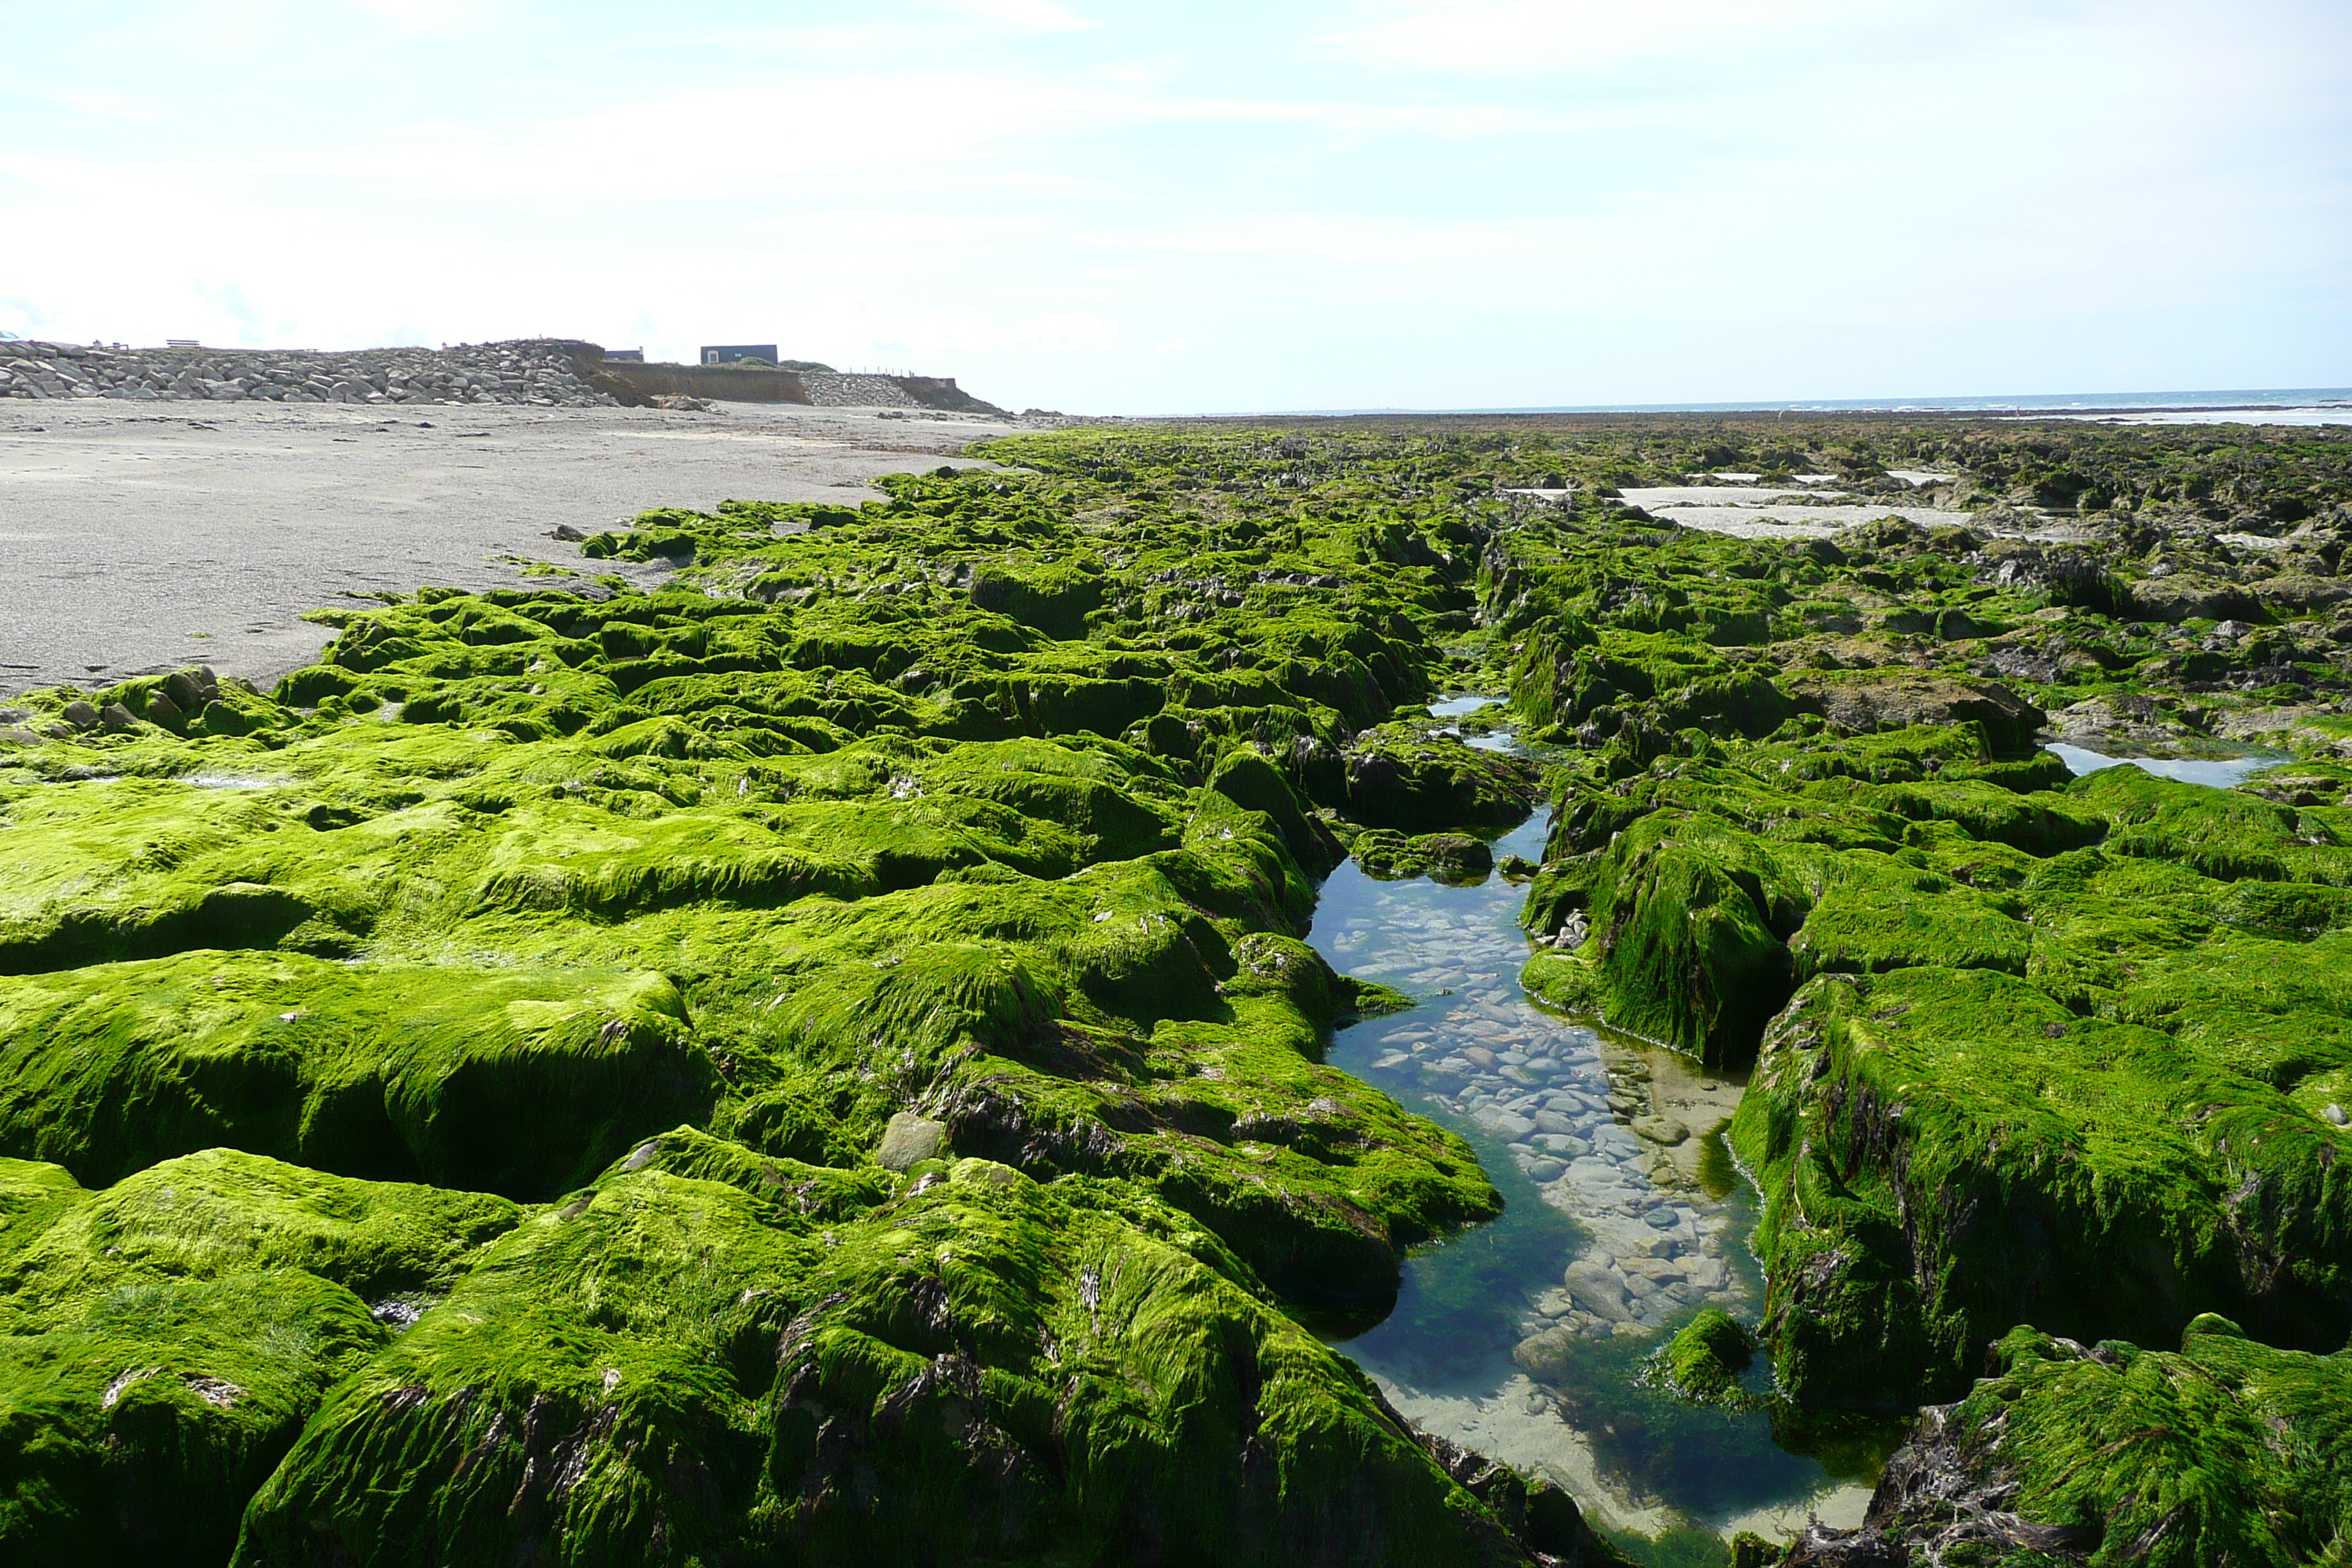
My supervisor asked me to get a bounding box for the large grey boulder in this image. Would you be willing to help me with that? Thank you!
[875,1111,948,1172]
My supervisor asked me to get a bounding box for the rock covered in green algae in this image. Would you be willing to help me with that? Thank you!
[1784,1317,2352,1568]
[1654,1308,1755,1408]
[1,416,2350,1560]
[1342,723,1539,832]
[0,437,1613,1563]
[1347,829,1496,885]
[0,954,715,1197]
[233,1153,1553,1567]
[0,1150,517,1565]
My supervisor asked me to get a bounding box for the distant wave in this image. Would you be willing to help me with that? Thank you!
[1211,389,2352,418]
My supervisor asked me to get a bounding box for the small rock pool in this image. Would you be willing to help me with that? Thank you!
[1311,804,1880,1558]
[2045,741,2285,788]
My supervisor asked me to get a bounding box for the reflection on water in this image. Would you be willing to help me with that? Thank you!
[2046,741,2283,788]
[1313,805,1876,1554]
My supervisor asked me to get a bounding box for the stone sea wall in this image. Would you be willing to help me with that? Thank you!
[0,338,617,407]
[0,338,1011,415]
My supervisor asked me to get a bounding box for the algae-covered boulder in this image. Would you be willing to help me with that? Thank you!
[0,1150,517,1566]
[1790,1321,2352,1568]
[1341,726,1539,832]
[1731,965,2352,1407]
[0,953,719,1199]
[1349,829,1494,884]
[2126,571,2265,623]
[1523,806,1806,1068]
[1208,745,1343,873]
[234,1157,1539,1567]
[1657,1309,1755,1407]
[968,559,1106,638]
[1787,674,2044,754]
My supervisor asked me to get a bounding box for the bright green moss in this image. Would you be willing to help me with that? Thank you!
[1853,1322,2352,1567]
[0,953,715,1197]
[0,1150,517,1566]
[233,1159,1527,1568]
[0,435,1594,1561]
[1656,1309,1755,1407]
[2,419,2344,1557]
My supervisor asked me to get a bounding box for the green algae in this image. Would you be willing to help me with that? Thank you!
[0,1150,517,1565]
[1655,1309,1755,1407]
[1816,1319,2352,1567]
[0,417,2348,1561]
[0,438,1601,1562]
[0,954,713,1196]
[235,1156,1539,1567]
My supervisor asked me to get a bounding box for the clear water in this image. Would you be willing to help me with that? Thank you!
[1311,802,1877,1550]
[2046,742,2283,789]
[1239,388,2352,418]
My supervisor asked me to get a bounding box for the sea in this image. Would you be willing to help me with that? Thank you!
[1239,389,2352,426]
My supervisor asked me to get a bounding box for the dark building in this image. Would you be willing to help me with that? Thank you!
[603,347,645,363]
[701,344,777,366]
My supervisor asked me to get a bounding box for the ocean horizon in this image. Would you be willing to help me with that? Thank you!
[1200,387,2352,420]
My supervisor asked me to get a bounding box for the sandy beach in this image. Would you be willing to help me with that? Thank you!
[0,399,1030,699]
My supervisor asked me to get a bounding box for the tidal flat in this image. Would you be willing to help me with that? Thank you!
[0,412,2348,1565]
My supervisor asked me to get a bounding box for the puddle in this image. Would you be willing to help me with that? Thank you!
[1618,486,1854,509]
[1638,502,1963,538]
[1312,796,1878,1555]
[2046,742,2284,789]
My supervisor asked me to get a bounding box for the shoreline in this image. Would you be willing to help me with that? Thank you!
[0,399,1035,700]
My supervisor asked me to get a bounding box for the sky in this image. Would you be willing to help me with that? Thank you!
[1,0,2347,413]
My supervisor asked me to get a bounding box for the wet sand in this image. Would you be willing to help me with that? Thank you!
[0,400,1032,699]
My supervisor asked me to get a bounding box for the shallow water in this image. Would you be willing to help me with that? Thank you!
[1313,799,1874,1553]
[2047,741,2283,788]
[1617,486,1853,508]
[1642,502,1967,538]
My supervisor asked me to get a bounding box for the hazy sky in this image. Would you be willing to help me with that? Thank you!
[2,0,2346,412]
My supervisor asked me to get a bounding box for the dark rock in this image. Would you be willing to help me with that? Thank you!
[2256,573,2352,615]
[2127,573,2264,623]
[1788,674,2043,753]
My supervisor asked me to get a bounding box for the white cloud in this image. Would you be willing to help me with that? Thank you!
[347,0,511,34]
[1327,0,1894,72]
[951,0,1093,33]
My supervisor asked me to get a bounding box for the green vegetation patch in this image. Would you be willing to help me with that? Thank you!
[1831,1319,2352,1568]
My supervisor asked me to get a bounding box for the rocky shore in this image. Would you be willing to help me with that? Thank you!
[0,339,1005,413]
[0,338,617,406]
[1,411,2349,1564]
